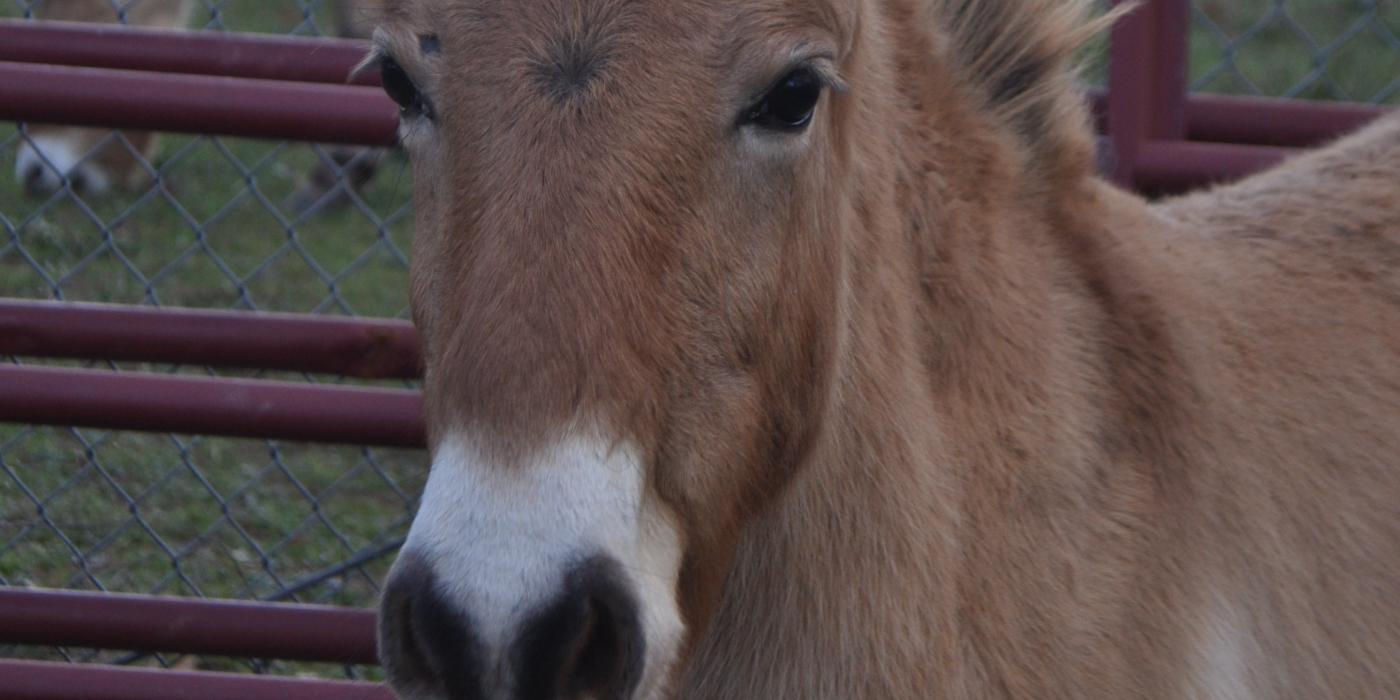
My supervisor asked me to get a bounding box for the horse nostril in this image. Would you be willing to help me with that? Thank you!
[378,554,487,699]
[21,164,47,197]
[514,556,645,700]
[565,593,629,695]
[67,170,90,194]
[379,573,431,690]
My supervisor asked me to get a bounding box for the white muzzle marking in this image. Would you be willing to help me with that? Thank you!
[16,134,111,195]
[403,432,685,698]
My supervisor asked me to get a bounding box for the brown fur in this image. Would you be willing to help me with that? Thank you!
[381,0,1400,696]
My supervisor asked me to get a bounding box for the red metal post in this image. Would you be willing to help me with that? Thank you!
[1107,0,1191,188]
[0,62,398,146]
[0,301,421,380]
[1,660,392,700]
[0,20,376,86]
[0,365,426,447]
[0,588,378,664]
[1132,141,1291,192]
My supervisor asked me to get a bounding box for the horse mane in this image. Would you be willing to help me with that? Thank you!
[933,0,1125,170]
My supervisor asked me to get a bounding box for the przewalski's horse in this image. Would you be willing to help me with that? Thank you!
[15,0,193,196]
[371,0,1400,697]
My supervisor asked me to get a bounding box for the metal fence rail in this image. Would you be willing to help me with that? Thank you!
[0,19,378,85]
[6,660,393,700]
[0,300,419,377]
[0,364,424,446]
[0,0,1395,692]
[0,60,396,144]
[1,587,376,663]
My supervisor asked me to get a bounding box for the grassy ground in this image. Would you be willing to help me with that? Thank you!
[1,0,1396,679]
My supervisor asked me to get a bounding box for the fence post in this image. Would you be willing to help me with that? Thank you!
[1107,0,1190,188]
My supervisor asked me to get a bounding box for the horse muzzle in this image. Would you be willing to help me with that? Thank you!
[379,550,645,700]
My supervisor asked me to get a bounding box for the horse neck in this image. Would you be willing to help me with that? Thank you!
[688,36,1142,696]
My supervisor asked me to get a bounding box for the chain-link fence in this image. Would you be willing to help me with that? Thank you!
[1,0,417,680]
[2,0,1397,682]
[1191,0,1400,104]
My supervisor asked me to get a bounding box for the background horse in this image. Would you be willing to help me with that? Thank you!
[14,0,384,209]
[281,0,393,214]
[372,0,1400,697]
[14,0,193,196]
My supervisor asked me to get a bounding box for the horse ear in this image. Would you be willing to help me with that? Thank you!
[936,0,1129,170]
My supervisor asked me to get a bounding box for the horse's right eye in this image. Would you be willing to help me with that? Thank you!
[380,56,433,120]
[744,67,824,132]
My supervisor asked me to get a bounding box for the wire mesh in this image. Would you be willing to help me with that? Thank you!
[1,0,417,680]
[1191,0,1400,104]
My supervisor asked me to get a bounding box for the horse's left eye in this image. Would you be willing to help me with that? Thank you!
[380,55,433,120]
[745,68,823,131]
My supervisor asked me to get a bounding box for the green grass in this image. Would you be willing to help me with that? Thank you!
[0,128,417,314]
[1189,0,1400,104]
[2,0,1398,680]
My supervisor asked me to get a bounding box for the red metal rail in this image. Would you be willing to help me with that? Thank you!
[1133,140,1292,192]
[1183,94,1384,148]
[0,62,397,146]
[0,300,420,379]
[1086,90,1386,149]
[0,588,377,664]
[1102,0,1388,191]
[0,19,375,86]
[2,660,392,700]
[1107,0,1189,188]
[0,365,425,447]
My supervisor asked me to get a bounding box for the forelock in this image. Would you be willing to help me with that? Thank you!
[932,0,1126,164]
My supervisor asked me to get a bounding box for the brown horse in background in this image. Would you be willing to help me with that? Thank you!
[15,0,384,210]
[282,0,392,214]
[15,0,193,196]
[370,0,1400,697]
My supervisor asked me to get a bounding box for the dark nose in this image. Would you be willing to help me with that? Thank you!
[67,170,90,194]
[379,553,487,699]
[512,556,645,700]
[22,163,47,197]
[380,554,645,700]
